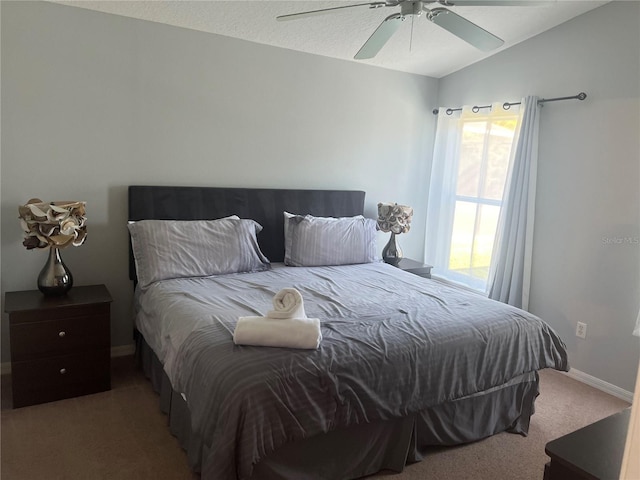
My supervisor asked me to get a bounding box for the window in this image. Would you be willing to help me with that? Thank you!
[426,105,520,291]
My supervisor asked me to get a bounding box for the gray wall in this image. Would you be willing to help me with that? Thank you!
[437,1,640,392]
[0,1,437,361]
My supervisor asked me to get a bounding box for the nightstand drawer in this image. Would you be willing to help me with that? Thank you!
[10,313,110,362]
[11,349,110,408]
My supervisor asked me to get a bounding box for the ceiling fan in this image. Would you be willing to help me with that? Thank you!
[276,0,544,59]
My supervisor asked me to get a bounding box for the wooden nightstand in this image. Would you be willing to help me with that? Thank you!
[387,258,433,279]
[544,408,630,480]
[4,284,112,408]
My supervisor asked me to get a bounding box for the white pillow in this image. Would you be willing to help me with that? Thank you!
[128,218,270,289]
[284,212,377,267]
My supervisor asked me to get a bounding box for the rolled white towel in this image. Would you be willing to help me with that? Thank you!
[267,288,307,319]
[233,316,322,350]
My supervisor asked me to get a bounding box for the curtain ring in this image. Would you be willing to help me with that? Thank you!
[472,106,480,113]
[503,102,511,110]
[446,108,454,115]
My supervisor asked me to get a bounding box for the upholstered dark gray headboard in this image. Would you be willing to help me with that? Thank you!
[128,185,366,281]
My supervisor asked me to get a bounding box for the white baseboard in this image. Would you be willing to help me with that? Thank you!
[563,368,634,403]
[0,343,136,376]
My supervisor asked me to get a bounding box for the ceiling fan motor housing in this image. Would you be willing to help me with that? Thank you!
[400,1,425,17]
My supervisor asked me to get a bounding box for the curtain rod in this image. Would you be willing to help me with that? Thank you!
[432,92,587,116]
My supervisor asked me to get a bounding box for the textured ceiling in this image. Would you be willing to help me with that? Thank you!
[51,0,608,78]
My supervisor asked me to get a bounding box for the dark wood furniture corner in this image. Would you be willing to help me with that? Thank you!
[387,257,433,279]
[543,408,630,480]
[4,284,112,408]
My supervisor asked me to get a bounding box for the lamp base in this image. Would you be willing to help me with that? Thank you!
[382,233,403,265]
[38,247,73,296]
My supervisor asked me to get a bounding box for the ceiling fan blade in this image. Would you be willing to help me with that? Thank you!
[354,13,404,59]
[277,2,386,22]
[437,0,555,5]
[427,7,504,51]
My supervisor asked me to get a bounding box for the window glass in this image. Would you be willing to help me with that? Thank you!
[445,111,518,290]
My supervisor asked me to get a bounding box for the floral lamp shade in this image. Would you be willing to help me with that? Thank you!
[18,199,87,296]
[377,202,413,263]
[19,199,87,249]
[377,203,413,234]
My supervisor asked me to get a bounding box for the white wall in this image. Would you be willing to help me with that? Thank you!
[0,1,438,361]
[437,1,640,392]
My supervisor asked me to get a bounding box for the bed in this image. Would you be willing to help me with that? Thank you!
[128,185,569,480]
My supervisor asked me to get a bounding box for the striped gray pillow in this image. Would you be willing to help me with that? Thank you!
[128,218,270,289]
[284,212,377,267]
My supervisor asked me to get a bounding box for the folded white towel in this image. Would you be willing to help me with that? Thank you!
[233,316,322,350]
[267,288,307,319]
[233,288,321,349]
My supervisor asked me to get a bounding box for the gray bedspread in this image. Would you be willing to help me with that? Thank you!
[135,262,569,480]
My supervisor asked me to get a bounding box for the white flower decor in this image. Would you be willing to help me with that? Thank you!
[377,202,413,235]
[19,199,87,250]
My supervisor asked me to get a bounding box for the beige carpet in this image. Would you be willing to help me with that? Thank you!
[1,356,630,480]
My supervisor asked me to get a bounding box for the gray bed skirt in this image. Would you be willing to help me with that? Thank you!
[137,335,539,480]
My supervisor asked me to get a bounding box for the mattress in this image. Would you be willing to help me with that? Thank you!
[134,262,568,479]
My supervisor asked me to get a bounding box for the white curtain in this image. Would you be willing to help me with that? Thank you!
[424,107,463,280]
[425,103,521,291]
[487,96,540,309]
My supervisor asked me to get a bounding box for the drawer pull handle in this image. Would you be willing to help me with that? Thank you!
[58,331,66,338]
[60,368,67,375]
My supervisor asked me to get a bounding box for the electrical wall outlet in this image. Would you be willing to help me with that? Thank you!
[576,322,587,339]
